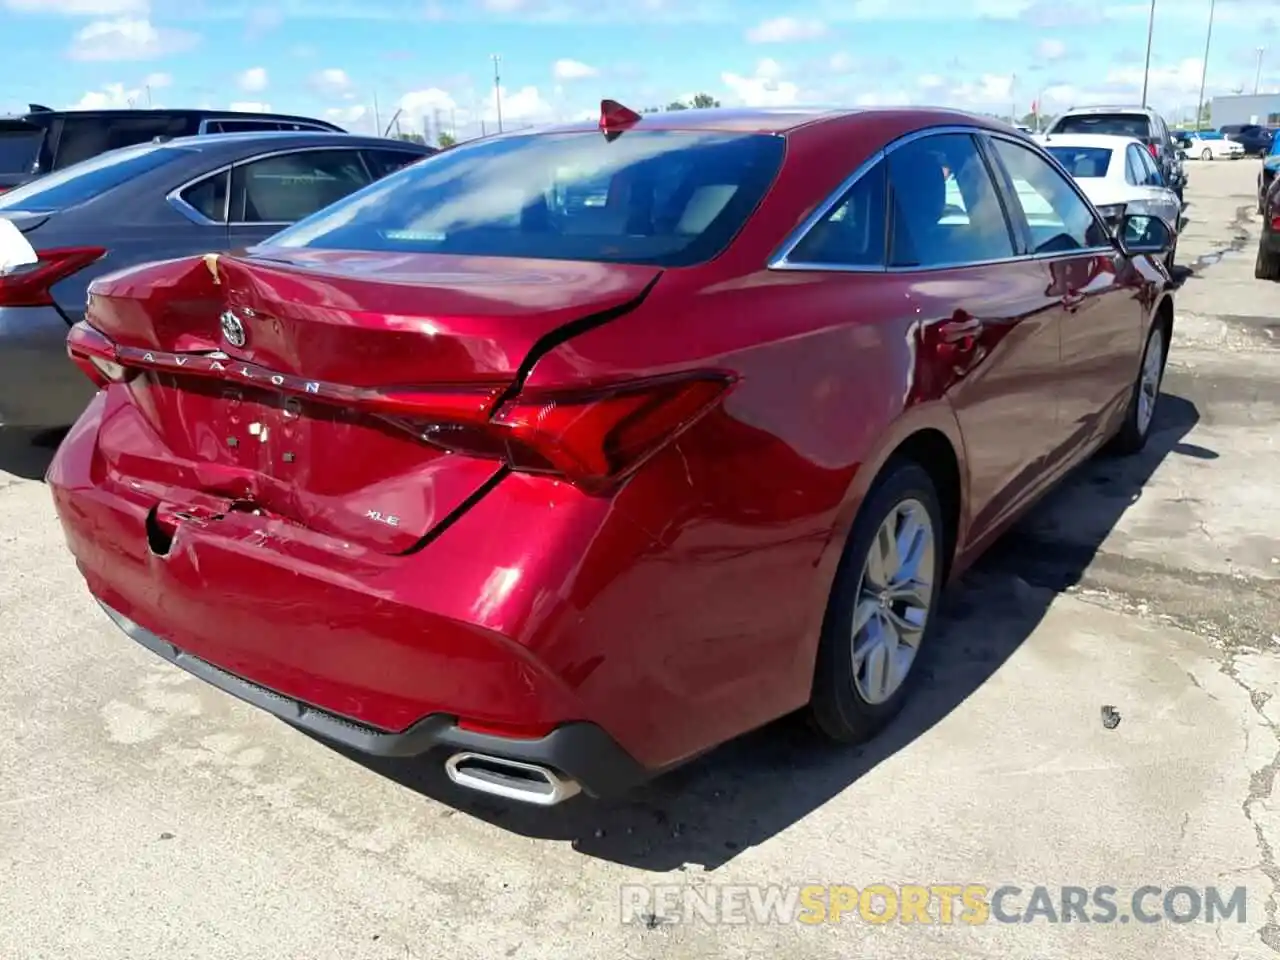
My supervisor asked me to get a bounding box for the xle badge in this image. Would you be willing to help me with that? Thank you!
[220,310,247,348]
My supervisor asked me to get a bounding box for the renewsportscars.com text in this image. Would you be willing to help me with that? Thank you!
[619,883,1248,926]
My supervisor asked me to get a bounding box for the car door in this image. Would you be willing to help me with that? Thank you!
[1131,145,1181,229]
[225,147,374,249]
[882,131,1067,541]
[985,133,1142,461]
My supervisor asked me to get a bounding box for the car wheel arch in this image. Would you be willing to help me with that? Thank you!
[822,401,970,593]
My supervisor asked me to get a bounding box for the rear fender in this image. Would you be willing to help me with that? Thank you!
[798,397,971,663]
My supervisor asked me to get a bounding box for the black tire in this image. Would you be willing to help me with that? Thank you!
[1200,148,1213,161]
[1257,243,1280,281]
[1108,320,1167,456]
[1165,237,1177,273]
[807,460,946,744]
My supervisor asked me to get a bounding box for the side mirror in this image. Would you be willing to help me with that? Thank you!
[1115,213,1174,257]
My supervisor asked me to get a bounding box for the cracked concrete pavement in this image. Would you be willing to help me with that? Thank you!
[1,159,1278,960]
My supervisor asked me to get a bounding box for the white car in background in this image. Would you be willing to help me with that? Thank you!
[1037,132,1183,267]
[1176,131,1245,161]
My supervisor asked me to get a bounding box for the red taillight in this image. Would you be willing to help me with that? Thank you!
[66,320,133,388]
[66,318,732,491]
[1148,143,1159,158]
[385,373,732,492]
[0,246,104,307]
[1271,214,1280,231]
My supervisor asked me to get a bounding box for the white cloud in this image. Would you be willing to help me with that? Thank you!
[490,85,556,124]
[721,59,801,106]
[228,101,271,113]
[746,16,828,43]
[144,71,172,89]
[311,67,352,96]
[71,82,146,109]
[1037,38,1066,60]
[4,0,147,13]
[67,17,199,61]
[553,58,598,81]
[238,67,269,93]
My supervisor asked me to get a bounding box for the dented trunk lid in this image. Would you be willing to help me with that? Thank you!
[83,249,661,553]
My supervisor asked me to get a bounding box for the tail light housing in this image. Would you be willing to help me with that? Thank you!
[66,320,135,388]
[390,374,733,492]
[65,319,733,492]
[1147,142,1159,158]
[0,246,104,307]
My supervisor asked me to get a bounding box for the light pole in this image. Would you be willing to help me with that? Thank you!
[1256,47,1265,96]
[491,54,503,134]
[1140,0,1156,107]
[1194,0,1215,131]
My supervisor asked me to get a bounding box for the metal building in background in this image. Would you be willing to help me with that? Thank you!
[1210,93,1280,128]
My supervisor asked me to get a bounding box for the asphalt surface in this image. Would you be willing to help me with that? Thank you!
[1,158,1278,960]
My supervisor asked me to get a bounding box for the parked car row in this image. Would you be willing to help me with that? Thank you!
[0,105,345,192]
[1041,104,1187,201]
[1174,130,1246,161]
[0,130,435,431]
[5,101,1180,807]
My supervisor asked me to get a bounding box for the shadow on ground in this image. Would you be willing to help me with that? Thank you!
[316,393,1209,873]
[0,429,66,482]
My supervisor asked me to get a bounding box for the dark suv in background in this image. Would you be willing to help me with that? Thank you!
[1046,105,1186,201]
[1220,124,1276,157]
[0,105,344,192]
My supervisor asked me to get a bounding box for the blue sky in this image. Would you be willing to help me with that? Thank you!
[2,0,1278,142]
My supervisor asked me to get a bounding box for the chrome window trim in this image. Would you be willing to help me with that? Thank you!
[165,144,392,227]
[197,117,333,135]
[768,123,1119,274]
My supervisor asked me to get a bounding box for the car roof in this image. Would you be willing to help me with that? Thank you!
[20,107,338,125]
[1040,133,1140,149]
[155,130,434,155]
[507,105,1019,137]
[1060,105,1157,115]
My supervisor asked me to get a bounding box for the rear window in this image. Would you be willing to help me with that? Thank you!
[0,143,189,212]
[265,130,786,267]
[0,127,43,175]
[1046,146,1113,178]
[1052,114,1152,139]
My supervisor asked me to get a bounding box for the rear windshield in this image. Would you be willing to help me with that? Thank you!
[0,142,188,212]
[1053,114,1152,139]
[1046,146,1113,178]
[0,127,43,175]
[265,130,786,267]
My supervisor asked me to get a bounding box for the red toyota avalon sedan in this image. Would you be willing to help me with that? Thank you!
[48,102,1176,806]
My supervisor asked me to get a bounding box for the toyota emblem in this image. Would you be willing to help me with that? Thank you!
[220,310,247,348]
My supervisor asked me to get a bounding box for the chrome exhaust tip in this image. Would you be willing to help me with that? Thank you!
[444,752,582,806]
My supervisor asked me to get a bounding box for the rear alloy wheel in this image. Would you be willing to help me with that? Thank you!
[1201,148,1214,161]
[808,461,944,743]
[1108,322,1166,455]
[1258,243,1280,281]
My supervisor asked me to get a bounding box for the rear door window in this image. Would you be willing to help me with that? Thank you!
[885,133,1015,268]
[1124,146,1144,185]
[363,149,426,179]
[229,148,373,223]
[54,115,190,168]
[0,143,190,212]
